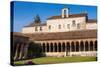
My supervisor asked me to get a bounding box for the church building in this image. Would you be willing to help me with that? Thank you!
[13,8,97,59]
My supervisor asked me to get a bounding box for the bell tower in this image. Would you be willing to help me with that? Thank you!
[61,8,69,18]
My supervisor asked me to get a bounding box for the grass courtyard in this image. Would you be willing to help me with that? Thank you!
[14,56,97,65]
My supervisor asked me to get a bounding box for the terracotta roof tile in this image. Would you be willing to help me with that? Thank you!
[24,30,97,41]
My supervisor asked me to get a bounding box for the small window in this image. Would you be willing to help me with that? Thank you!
[58,24,61,29]
[77,23,80,29]
[49,25,51,30]
[72,20,76,27]
[40,27,42,31]
[35,27,38,31]
[67,24,70,29]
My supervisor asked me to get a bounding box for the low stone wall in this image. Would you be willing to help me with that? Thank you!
[69,51,97,56]
[45,51,97,57]
[45,52,66,57]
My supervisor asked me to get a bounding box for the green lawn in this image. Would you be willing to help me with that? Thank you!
[14,56,97,65]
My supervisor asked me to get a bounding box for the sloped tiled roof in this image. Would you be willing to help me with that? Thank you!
[24,30,97,41]
[24,23,46,27]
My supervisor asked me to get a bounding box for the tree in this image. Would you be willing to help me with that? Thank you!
[27,42,44,58]
[34,15,41,23]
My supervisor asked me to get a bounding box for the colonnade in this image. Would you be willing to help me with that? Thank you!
[41,40,97,53]
[13,42,28,60]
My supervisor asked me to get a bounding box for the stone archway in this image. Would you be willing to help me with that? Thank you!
[71,42,75,52]
[95,40,97,51]
[90,41,93,51]
[66,42,70,52]
[54,42,57,52]
[62,42,65,52]
[50,43,53,52]
[76,41,79,52]
[58,42,61,52]
[80,41,84,51]
[47,43,49,52]
[42,43,45,52]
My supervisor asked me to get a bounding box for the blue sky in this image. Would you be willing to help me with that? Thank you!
[11,1,97,32]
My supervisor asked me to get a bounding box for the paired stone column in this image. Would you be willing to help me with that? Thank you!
[23,44,29,59]
[61,43,63,52]
[14,43,19,60]
[74,43,76,52]
[70,44,71,52]
[18,44,24,59]
[84,42,85,51]
[88,42,90,51]
[57,43,59,52]
[45,43,47,52]
[53,43,55,52]
[49,43,51,52]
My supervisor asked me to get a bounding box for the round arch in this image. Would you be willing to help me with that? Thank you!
[58,42,61,52]
[71,42,75,52]
[66,42,70,52]
[90,41,93,51]
[76,41,79,52]
[80,41,84,51]
[62,42,65,52]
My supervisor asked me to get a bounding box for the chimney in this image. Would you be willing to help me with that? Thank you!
[61,8,69,18]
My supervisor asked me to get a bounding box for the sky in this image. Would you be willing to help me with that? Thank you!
[11,1,97,32]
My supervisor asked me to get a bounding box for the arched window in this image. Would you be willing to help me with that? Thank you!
[40,26,42,31]
[72,20,76,27]
[77,23,80,29]
[58,24,61,29]
[35,27,38,31]
[48,25,51,30]
[67,24,70,29]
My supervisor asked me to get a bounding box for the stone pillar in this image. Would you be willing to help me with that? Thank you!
[57,43,59,52]
[74,42,76,52]
[14,43,19,60]
[88,41,90,51]
[79,44,80,52]
[18,44,24,59]
[23,44,29,59]
[65,42,67,52]
[93,41,95,51]
[70,44,71,52]
[49,43,51,52]
[61,43,63,52]
[45,43,47,53]
[84,42,85,51]
[41,43,43,52]
[53,43,55,52]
